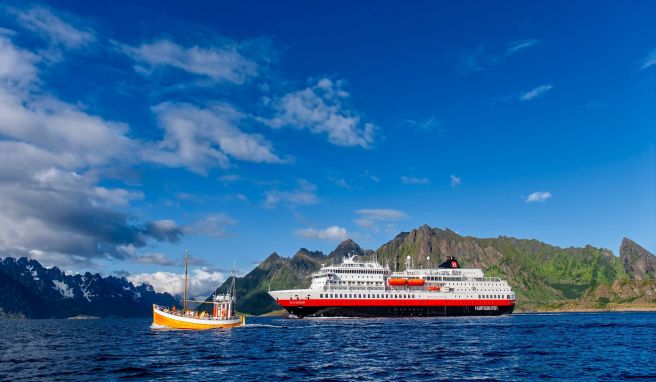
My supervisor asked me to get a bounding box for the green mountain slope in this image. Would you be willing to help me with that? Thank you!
[373,225,625,310]
[204,225,655,315]
[205,240,370,315]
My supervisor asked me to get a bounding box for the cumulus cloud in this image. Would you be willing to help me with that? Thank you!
[144,102,284,174]
[0,36,182,265]
[401,176,430,185]
[0,175,181,261]
[295,226,349,242]
[354,208,408,232]
[520,84,553,101]
[526,191,552,203]
[263,179,318,208]
[121,39,258,84]
[265,78,375,148]
[450,175,461,187]
[128,268,224,298]
[12,5,96,50]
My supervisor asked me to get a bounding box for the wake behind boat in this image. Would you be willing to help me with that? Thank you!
[269,255,516,318]
[152,251,244,329]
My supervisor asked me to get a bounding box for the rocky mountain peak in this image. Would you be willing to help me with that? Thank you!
[293,248,324,260]
[620,238,656,280]
[328,239,366,262]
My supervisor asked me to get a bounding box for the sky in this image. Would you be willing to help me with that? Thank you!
[0,1,654,297]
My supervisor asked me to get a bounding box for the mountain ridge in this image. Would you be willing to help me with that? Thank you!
[210,225,655,315]
[0,257,178,318]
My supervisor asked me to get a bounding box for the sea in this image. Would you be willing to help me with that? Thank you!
[1,312,654,381]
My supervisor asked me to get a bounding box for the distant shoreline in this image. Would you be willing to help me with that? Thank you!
[518,306,656,314]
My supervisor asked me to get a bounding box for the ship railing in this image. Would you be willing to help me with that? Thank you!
[323,286,387,292]
[472,277,502,282]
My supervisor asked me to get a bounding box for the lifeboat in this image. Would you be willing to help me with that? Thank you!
[427,285,441,291]
[387,278,407,286]
[407,278,425,287]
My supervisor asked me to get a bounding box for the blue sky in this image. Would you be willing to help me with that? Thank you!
[0,1,654,296]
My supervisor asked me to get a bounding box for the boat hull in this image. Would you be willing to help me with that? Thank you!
[152,305,244,329]
[272,297,515,318]
[282,304,514,317]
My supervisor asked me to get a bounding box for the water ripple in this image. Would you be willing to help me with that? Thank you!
[0,313,655,381]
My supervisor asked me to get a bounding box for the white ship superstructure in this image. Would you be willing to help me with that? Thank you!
[269,256,515,317]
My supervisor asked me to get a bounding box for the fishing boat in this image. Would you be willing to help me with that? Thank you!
[152,251,244,329]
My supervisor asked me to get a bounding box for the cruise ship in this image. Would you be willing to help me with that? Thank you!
[268,256,515,317]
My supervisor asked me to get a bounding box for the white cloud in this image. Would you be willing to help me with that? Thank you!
[459,39,540,75]
[401,176,430,185]
[354,208,407,232]
[640,49,656,70]
[330,177,350,189]
[295,226,349,242]
[355,209,407,220]
[13,6,96,50]
[0,37,38,87]
[144,102,284,174]
[506,39,540,56]
[526,191,552,203]
[0,36,181,265]
[184,213,236,238]
[450,174,461,187]
[121,39,257,84]
[520,84,553,101]
[363,170,379,183]
[128,268,224,298]
[400,117,443,132]
[263,179,318,208]
[219,174,241,184]
[135,253,176,266]
[266,78,375,147]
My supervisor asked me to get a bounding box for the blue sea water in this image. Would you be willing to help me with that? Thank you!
[1,312,655,381]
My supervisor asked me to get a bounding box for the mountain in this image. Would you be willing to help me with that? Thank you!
[620,238,656,280]
[210,225,656,315]
[0,257,178,318]
[205,239,371,315]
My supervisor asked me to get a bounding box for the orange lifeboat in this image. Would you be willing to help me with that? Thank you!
[427,285,441,291]
[407,278,425,287]
[387,278,407,286]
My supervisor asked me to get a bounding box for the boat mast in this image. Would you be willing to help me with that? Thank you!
[228,261,236,316]
[183,250,189,311]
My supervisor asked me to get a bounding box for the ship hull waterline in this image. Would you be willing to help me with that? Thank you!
[281,304,514,317]
[152,305,244,329]
[274,299,515,318]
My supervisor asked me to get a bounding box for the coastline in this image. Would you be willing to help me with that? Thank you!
[518,304,656,314]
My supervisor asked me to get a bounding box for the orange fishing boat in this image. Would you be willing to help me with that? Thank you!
[152,251,244,330]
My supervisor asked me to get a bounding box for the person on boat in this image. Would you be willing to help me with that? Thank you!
[171,306,177,313]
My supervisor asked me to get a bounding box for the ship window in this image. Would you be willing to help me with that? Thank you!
[320,294,323,298]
